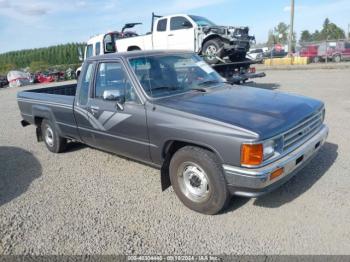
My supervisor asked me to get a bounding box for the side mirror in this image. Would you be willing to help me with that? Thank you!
[105,42,115,53]
[78,47,83,62]
[103,90,125,110]
[182,21,192,28]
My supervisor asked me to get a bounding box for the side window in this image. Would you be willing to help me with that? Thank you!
[345,42,350,49]
[95,62,138,103]
[79,63,94,106]
[170,16,192,31]
[157,19,167,32]
[86,44,93,58]
[95,42,101,56]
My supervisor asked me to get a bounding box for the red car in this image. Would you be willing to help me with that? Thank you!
[332,41,350,62]
[300,45,319,62]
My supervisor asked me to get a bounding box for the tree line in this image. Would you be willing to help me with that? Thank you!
[0,43,85,75]
[265,18,347,48]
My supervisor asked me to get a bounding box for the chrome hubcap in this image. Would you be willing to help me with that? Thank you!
[206,45,217,60]
[178,162,210,202]
[45,126,54,147]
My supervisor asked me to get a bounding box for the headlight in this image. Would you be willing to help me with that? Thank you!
[241,138,282,166]
[263,140,275,160]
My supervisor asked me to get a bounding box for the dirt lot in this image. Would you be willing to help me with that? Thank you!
[0,69,349,255]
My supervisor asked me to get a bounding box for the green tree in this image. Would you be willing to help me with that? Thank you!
[29,61,50,72]
[274,22,289,44]
[0,63,16,74]
[0,43,85,74]
[266,30,277,46]
[320,18,345,40]
[299,30,313,44]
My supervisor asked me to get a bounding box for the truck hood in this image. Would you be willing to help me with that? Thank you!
[154,85,324,139]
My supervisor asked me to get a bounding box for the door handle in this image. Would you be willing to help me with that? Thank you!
[168,34,174,36]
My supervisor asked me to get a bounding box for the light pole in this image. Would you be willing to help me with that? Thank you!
[288,0,295,55]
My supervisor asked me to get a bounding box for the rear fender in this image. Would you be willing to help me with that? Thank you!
[32,105,62,141]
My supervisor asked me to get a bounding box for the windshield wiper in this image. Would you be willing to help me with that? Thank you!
[198,80,226,86]
[189,87,208,92]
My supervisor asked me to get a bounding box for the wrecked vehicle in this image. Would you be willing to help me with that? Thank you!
[111,13,255,64]
[7,70,31,88]
[17,51,328,214]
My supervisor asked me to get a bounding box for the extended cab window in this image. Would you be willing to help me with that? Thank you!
[79,63,94,105]
[86,44,93,58]
[170,16,192,31]
[95,62,138,102]
[95,42,101,56]
[157,19,167,32]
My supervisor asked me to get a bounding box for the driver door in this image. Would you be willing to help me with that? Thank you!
[167,16,195,51]
[86,60,150,162]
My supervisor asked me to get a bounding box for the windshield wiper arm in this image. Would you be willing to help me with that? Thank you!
[189,87,208,92]
[198,80,226,86]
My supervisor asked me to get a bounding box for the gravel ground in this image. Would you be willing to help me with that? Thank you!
[0,69,350,255]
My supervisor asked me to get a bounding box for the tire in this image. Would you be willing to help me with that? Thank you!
[202,39,224,64]
[169,146,230,215]
[41,119,67,153]
[313,56,320,63]
[333,55,341,63]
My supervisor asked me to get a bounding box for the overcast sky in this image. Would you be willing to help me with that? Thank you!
[0,0,349,53]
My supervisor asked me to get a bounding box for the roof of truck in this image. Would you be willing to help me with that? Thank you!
[86,50,194,61]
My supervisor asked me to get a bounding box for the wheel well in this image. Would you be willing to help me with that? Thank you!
[160,140,218,191]
[127,46,141,51]
[34,116,44,142]
[34,116,43,127]
[201,35,225,52]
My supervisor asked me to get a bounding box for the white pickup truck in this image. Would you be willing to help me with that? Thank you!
[113,13,255,65]
[76,14,263,83]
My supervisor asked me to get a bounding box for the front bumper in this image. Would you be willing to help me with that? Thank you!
[223,125,329,197]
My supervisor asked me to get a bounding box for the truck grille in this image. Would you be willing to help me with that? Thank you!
[283,110,323,151]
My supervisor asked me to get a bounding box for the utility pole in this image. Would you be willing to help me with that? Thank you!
[288,0,295,55]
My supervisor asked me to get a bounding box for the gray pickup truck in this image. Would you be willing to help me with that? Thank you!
[17,50,328,214]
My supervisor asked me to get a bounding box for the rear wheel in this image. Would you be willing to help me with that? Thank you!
[202,39,224,64]
[333,55,341,63]
[313,56,320,63]
[169,146,230,215]
[41,119,67,153]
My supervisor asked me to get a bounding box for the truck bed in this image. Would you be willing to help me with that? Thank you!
[17,83,80,141]
[26,83,77,96]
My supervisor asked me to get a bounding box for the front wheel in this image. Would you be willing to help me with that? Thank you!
[41,119,67,153]
[169,146,230,215]
[202,39,224,64]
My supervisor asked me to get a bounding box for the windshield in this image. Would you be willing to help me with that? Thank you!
[189,15,216,27]
[129,53,225,98]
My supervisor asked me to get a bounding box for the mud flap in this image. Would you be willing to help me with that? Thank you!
[36,126,43,142]
[160,161,171,191]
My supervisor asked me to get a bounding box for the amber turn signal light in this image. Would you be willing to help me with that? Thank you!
[270,167,284,180]
[241,144,263,166]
